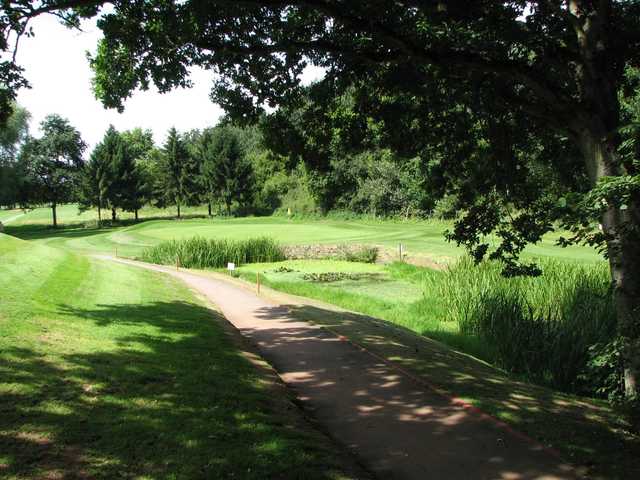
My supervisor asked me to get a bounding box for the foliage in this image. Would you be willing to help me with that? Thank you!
[200,124,254,215]
[78,142,110,221]
[156,127,198,217]
[340,245,378,264]
[19,114,85,226]
[0,105,30,207]
[579,338,627,403]
[141,236,285,269]
[0,102,29,162]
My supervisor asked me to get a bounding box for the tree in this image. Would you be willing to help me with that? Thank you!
[157,127,193,218]
[119,128,154,220]
[3,0,640,404]
[78,141,110,224]
[0,103,30,207]
[202,125,253,216]
[21,114,85,227]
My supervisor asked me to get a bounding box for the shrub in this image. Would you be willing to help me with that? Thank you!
[340,245,378,263]
[578,337,626,402]
[141,236,285,269]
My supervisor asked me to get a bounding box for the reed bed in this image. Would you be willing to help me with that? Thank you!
[425,257,616,392]
[141,236,285,269]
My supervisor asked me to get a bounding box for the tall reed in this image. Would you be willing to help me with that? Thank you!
[432,257,615,392]
[141,236,285,269]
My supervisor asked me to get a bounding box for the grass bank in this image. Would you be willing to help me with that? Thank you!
[237,258,616,396]
[3,205,603,263]
[230,259,639,479]
[0,234,360,479]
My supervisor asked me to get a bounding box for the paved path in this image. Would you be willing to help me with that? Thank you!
[101,257,578,480]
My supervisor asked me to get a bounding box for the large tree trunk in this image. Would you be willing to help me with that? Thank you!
[569,0,639,402]
[578,129,640,401]
[208,201,212,217]
[177,203,181,219]
[98,206,102,226]
[51,202,57,228]
[606,202,640,400]
[111,208,117,222]
[135,209,139,221]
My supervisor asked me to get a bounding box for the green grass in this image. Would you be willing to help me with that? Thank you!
[237,260,487,358]
[0,234,358,479]
[5,205,604,263]
[265,294,640,480]
[0,208,25,224]
[237,258,616,395]
[204,257,639,479]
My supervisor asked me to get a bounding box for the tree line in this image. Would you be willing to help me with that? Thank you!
[1,104,440,226]
[0,113,261,227]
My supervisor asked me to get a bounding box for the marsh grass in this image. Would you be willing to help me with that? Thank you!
[433,257,616,392]
[141,236,285,268]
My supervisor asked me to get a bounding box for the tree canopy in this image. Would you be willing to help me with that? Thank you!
[20,114,85,227]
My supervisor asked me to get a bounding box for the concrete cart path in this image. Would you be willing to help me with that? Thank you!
[99,256,577,480]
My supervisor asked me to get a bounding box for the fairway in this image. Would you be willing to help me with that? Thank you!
[5,205,604,263]
[0,233,359,479]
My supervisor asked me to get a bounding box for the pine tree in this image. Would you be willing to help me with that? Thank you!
[79,143,110,225]
[203,125,253,216]
[158,127,191,218]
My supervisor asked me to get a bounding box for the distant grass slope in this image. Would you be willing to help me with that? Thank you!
[0,234,358,479]
[6,205,603,263]
[0,209,25,224]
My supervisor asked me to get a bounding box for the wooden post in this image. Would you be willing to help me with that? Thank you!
[398,243,403,262]
[256,272,261,294]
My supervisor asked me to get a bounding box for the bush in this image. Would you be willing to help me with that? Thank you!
[141,236,285,269]
[578,337,626,402]
[339,245,378,263]
[437,257,616,395]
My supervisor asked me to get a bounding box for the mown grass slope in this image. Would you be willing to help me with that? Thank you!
[4,205,603,263]
[0,234,358,479]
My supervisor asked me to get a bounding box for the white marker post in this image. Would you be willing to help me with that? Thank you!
[227,262,236,275]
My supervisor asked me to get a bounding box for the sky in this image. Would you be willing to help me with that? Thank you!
[14,14,324,153]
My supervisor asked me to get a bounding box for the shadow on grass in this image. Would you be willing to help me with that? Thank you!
[281,304,640,479]
[0,300,351,479]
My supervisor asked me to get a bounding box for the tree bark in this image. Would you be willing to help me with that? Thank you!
[51,202,57,228]
[111,208,116,222]
[135,209,139,221]
[577,129,640,401]
[208,201,212,217]
[98,206,102,226]
[177,203,181,219]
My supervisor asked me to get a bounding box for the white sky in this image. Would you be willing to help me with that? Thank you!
[14,15,324,153]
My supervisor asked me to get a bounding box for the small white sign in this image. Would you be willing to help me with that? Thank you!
[227,262,236,271]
